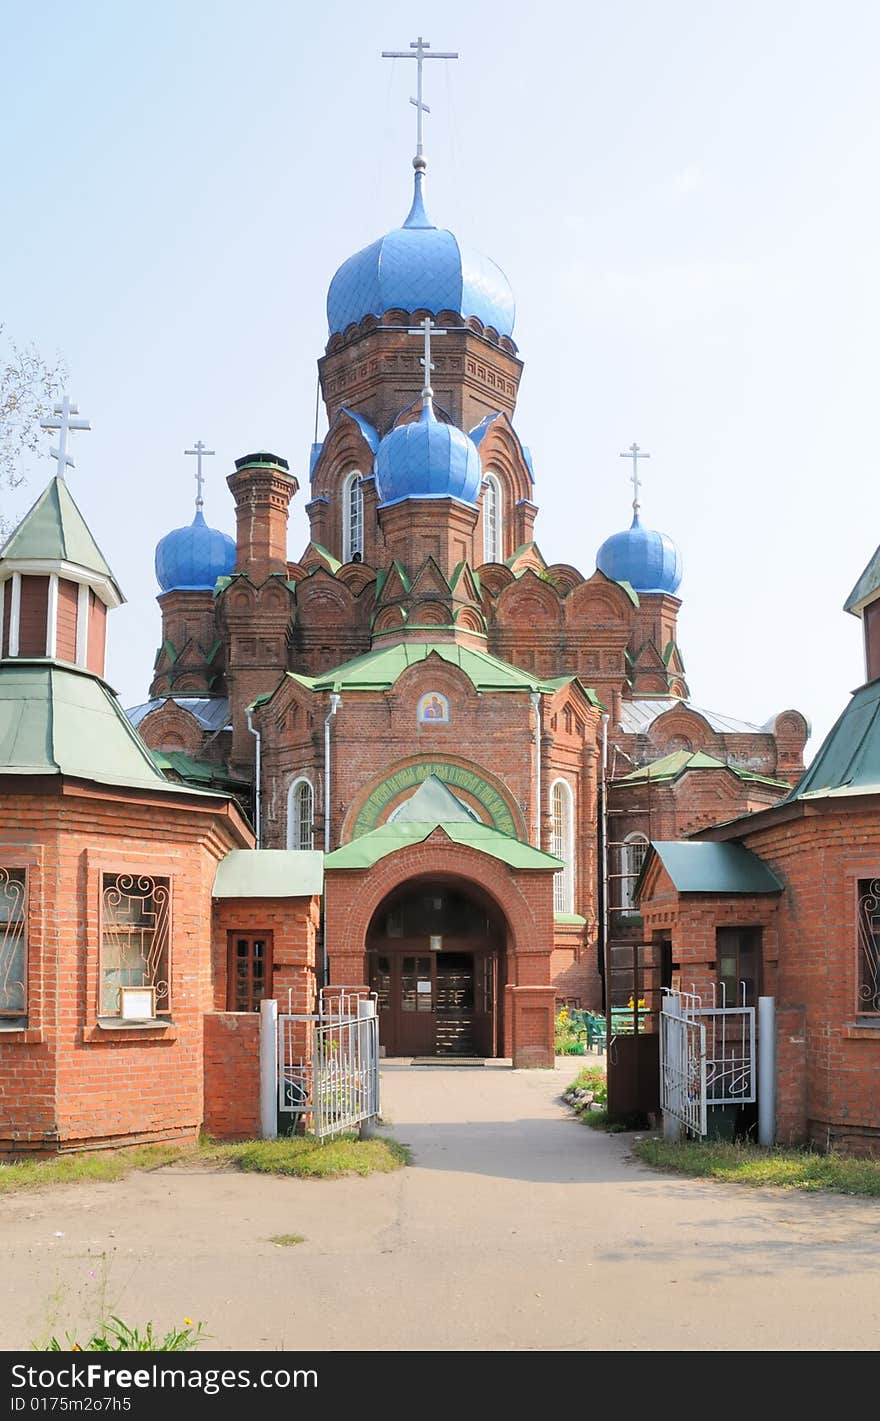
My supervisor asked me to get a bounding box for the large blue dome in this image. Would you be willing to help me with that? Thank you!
[155,510,236,592]
[327,170,515,339]
[375,401,482,508]
[596,512,683,595]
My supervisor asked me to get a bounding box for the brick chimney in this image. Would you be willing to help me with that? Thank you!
[227,452,298,585]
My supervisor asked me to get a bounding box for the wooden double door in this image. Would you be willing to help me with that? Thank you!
[369,946,501,1057]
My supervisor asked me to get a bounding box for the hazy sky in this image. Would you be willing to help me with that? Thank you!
[4,0,879,755]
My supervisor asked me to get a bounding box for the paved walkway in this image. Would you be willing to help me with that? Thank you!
[3,1061,880,1350]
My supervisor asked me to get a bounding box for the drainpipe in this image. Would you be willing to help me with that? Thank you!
[600,712,610,1021]
[246,706,261,847]
[530,691,541,849]
[324,693,341,852]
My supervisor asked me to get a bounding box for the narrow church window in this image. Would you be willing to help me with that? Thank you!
[0,868,26,1017]
[287,778,314,851]
[343,471,364,563]
[620,833,649,911]
[100,874,170,1017]
[550,779,574,914]
[857,878,880,1013]
[483,474,503,563]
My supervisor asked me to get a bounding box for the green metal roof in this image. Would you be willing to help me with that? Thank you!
[787,676,880,801]
[392,774,480,823]
[844,542,880,614]
[643,841,783,895]
[153,750,248,788]
[0,660,221,796]
[213,849,323,898]
[324,821,563,872]
[0,478,121,597]
[554,912,587,925]
[286,642,597,697]
[620,749,789,790]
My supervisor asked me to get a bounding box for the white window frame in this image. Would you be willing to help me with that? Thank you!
[483,473,503,563]
[550,778,574,914]
[620,833,649,911]
[287,777,315,851]
[342,471,364,563]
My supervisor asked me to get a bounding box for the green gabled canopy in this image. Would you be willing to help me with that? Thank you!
[153,750,248,790]
[641,841,783,895]
[324,821,563,872]
[844,542,880,615]
[286,641,583,695]
[0,477,121,598]
[787,676,880,800]
[0,660,221,796]
[392,774,481,823]
[620,748,789,790]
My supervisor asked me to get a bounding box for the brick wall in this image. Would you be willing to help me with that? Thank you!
[203,1013,261,1140]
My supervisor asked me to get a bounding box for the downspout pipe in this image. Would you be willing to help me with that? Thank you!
[530,691,541,849]
[600,712,610,1020]
[246,706,261,847]
[324,693,341,852]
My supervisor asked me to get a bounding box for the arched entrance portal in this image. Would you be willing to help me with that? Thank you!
[367,879,507,1057]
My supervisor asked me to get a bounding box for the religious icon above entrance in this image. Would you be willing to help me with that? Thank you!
[417,691,450,724]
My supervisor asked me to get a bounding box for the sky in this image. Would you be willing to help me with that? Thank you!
[3,0,879,755]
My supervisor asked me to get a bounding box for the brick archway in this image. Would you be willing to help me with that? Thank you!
[324,830,557,1066]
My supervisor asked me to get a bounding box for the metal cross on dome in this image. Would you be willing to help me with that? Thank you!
[382,35,459,161]
[185,440,215,511]
[620,442,650,512]
[408,316,448,400]
[40,395,91,478]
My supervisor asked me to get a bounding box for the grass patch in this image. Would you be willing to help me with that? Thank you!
[269,1233,305,1247]
[0,1144,188,1195]
[633,1138,880,1196]
[211,1134,411,1180]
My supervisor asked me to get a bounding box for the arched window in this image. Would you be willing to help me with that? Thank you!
[287,778,314,851]
[342,471,363,563]
[483,473,503,563]
[550,778,575,914]
[619,833,649,910]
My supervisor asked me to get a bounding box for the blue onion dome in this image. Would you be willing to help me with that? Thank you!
[596,510,683,595]
[155,509,236,592]
[374,399,483,508]
[327,165,515,339]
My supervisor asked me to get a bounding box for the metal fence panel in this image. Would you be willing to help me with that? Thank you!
[277,990,380,1139]
[660,991,706,1136]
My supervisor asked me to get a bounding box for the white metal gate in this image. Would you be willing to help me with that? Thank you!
[660,986,757,1137]
[660,989,707,1136]
[278,989,380,1140]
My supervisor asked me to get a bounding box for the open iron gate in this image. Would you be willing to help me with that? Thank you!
[660,986,756,1138]
[278,989,380,1140]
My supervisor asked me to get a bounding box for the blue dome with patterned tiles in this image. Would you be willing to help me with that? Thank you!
[375,400,482,507]
[327,168,515,339]
[155,510,236,592]
[597,511,683,595]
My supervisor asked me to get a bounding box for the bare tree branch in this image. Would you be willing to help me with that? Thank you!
[0,324,67,533]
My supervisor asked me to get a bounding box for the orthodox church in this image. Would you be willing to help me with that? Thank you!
[128,113,808,1064]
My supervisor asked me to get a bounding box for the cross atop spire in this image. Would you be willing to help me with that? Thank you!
[185,440,215,511]
[40,396,90,478]
[408,316,448,405]
[381,35,459,166]
[620,442,650,514]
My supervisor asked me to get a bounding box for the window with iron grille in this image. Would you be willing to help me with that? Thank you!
[857,878,880,1014]
[0,868,26,1017]
[551,779,574,913]
[483,473,502,563]
[619,834,649,910]
[343,471,363,563]
[287,778,314,850]
[101,874,170,1016]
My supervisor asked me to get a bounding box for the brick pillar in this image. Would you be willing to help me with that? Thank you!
[509,985,556,1068]
[227,453,298,584]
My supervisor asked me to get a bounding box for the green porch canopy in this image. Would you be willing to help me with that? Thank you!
[324,821,563,873]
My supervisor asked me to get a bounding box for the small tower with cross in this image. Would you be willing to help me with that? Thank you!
[0,396,123,675]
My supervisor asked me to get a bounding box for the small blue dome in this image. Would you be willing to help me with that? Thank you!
[155,511,236,592]
[327,171,515,339]
[596,512,683,595]
[375,402,482,508]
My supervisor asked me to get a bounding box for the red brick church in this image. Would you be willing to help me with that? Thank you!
[130,136,806,1067]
